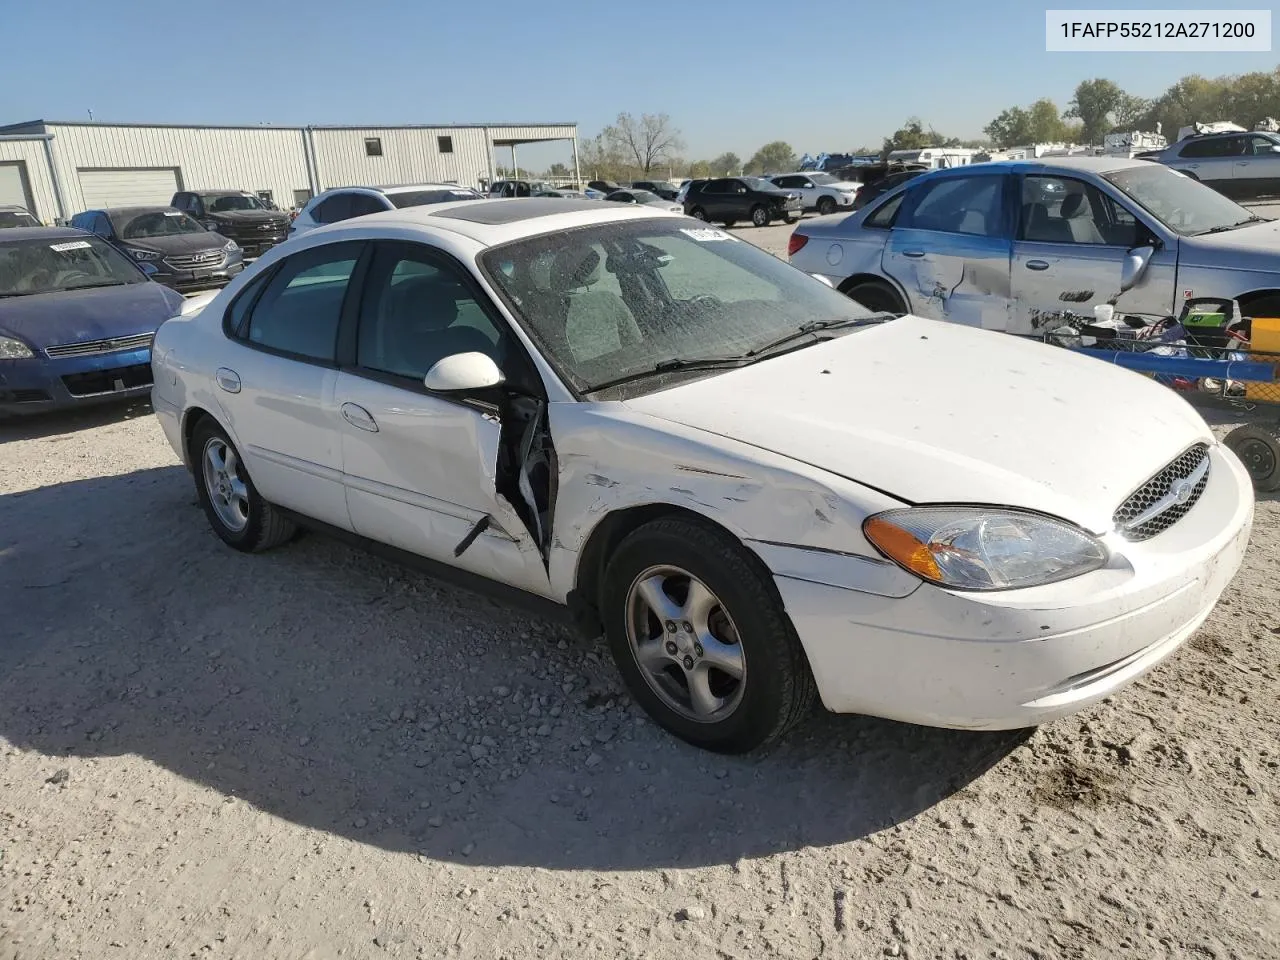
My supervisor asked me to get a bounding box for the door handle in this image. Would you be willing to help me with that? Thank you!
[341,402,379,433]
[901,250,925,258]
[215,367,241,393]
[1025,259,1050,271]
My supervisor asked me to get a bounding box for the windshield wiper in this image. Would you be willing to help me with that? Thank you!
[64,281,127,290]
[1195,216,1268,235]
[0,291,40,298]
[741,312,896,358]
[582,313,896,393]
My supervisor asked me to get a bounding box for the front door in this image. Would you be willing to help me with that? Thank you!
[1232,134,1280,199]
[212,239,368,529]
[335,241,552,596]
[1009,173,1177,336]
[882,170,1013,330]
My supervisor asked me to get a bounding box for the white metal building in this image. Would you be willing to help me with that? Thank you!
[0,119,579,223]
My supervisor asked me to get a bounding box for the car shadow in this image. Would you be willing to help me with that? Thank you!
[0,466,1027,870]
[0,397,154,443]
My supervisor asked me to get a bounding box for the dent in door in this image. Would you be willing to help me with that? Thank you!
[902,256,1011,330]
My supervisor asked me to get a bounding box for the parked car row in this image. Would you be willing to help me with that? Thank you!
[1141,128,1280,201]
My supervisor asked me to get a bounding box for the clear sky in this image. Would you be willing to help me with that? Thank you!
[3,0,1276,171]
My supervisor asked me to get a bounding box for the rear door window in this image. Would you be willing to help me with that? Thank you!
[241,241,366,361]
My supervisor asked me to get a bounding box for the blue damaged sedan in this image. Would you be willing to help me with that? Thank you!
[0,227,185,416]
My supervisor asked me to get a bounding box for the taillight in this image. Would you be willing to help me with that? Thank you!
[787,232,809,257]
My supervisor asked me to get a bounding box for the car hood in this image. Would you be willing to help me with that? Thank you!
[623,315,1213,534]
[119,232,227,256]
[0,281,182,349]
[207,209,287,225]
[1178,217,1280,270]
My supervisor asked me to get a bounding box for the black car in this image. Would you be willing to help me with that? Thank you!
[630,179,679,200]
[850,168,929,210]
[69,206,245,293]
[682,177,802,227]
[0,205,40,228]
[170,190,290,258]
[587,179,622,195]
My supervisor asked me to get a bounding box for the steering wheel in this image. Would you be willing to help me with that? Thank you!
[57,270,95,286]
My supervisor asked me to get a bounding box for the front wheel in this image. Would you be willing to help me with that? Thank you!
[601,517,817,753]
[750,205,769,227]
[690,206,708,221]
[816,196,836,216]
[192,418,297,552]
[1224,422,1280,492]
[842,279,907,315]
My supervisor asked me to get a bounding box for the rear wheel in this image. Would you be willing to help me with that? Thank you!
[192,419,297,552]
[842,279,907,314]
[817,196,837,216]
[601,517,818,753]
[750,205,769,227]
[722,219,736,229]
[1224,422,1280,492]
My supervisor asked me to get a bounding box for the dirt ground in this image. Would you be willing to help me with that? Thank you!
[1,221,1278,960]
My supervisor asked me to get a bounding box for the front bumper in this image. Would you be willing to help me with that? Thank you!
[148,255,244,293]
[0,346,154,415]
[219,226,289,258]
[777,443,1255,730]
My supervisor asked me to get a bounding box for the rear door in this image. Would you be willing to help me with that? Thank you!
[334,241,553,595]
[1170,136,1234,186]
[213,239,369,529]
[882,170,1013,330]
[1009,173,1177,335]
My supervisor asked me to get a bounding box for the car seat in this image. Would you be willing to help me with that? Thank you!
[1059,192,1105,244]
[380,276,496,377]
[549,246,643,362]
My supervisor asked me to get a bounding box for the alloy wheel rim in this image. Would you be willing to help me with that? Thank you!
[1238,438,1276,481]
[202,437,250,533]
[624,564,746,723]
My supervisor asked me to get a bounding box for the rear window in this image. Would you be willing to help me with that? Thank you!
[387,189,482,208]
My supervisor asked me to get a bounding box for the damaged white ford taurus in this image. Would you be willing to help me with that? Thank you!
[151,197,1255,753]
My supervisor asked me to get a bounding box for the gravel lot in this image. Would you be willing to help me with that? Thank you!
[1,217,1278,960]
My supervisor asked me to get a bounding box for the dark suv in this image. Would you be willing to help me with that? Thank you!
[170,190,290,258]
[682,177,802,227]
[630,180,679,200]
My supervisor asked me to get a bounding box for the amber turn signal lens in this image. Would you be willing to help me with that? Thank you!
[863,515,943,582]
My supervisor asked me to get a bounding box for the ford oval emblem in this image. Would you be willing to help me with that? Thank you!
[1172,478,1195,504]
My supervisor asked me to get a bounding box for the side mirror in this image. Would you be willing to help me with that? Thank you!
[1271,144,1280,154]
[1120,244,1155,292]
[423,352,505,392]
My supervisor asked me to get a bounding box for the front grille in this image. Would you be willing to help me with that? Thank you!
[61,362,153,397]
[45,332,154,359]
[165,250,225,270]
[1112,442,1211,541]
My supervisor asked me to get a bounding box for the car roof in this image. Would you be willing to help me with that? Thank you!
[192,189,255,196]
[0,226,90,242]
[323,196,679,246]
[380,183,475,194]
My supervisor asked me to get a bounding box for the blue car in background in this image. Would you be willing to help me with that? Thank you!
[0,227,185,417]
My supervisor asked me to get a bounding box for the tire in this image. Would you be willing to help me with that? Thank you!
[601,516,818,753]
[191,418,297,552]
[816,196,836,216]
[784,214,798,224]
[690,206,708,221]
[842,279,907,315]
[750,205,769,227]
[722,220,736,229]
[1224,422,1280,492]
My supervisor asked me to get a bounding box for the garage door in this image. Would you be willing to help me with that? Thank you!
[0,163,32,209]
[77,168,180,208]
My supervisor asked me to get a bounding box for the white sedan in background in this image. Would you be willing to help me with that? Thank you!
[770,171,860,215]
[150,197,1253,753]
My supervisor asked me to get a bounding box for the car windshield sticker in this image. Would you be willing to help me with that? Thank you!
[163,210,182,216]
[49,241,92,252]
[680,227,738,242]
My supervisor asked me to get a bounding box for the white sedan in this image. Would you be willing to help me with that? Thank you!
[150,197,1254,753]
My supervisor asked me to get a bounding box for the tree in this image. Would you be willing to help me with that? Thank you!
[545,162,571,178]
[984,99,1071,146]
[1066,78,1123,144]
[1112,92,1151,130]
[579,133,630,181]
[601,112,685,175]
[686,159,712,178]
[880,118,960,157]
[743,142,796,174]
[984,107,1031,147]
[709,152,741,175]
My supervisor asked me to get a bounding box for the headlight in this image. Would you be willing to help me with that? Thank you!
[223,239,239,251]
[0,336,34,359]
[125,247,163,261]
[862,507,1107,591]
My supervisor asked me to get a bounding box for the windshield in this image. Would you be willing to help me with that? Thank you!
[387,189,482,207]
[745,177,779,191]
[0,235,146,296]
[1103,163,1256,236]
[203,193,265,212]
[629,190,661,203]
[118,209,207,239]
[0,211,39,228]
[809,173,839,185]
[479,219,879,396]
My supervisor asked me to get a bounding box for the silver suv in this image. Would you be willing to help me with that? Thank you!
[1147,131,1280,201]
